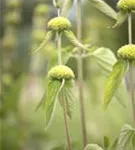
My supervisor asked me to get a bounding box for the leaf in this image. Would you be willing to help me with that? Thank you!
[113,11,128,28]
[84,144,104,150]
[64,30,89,51]
[92,48,127,108]
[88,0,117,20]
[44,79,65,129]
[53,0,62,8]
[104,136,110,149]
[59,81,75,119]
[117,124,135,150]
[109,138,119,150]
[31,31,53,54]
[103,60,129,109]
[61,0,74,17]
[92,47,117,75]
[132,134,135,148]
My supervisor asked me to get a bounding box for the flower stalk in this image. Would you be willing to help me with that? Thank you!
[76,0,88,147]
[128,12,135,124]
[56,8,72,150]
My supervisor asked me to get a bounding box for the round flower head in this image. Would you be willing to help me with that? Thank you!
[34,4,49,16]
[48,65,75,80]
[117,0,135,11]
[47,17,72,32]
[117,44,135,61]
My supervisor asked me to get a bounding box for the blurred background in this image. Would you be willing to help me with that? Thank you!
[0,0,135,150]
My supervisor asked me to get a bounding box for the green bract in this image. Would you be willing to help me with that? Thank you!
[117,44,135,61]
[47,17,72,32]
[34,4,49,16]
[48,65,75,80]
[117,0,135,11]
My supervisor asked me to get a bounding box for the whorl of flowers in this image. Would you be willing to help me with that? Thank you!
[117,44,135,61]
[48,65,75,80]
[117,0,135,11]
[47,17,72,32]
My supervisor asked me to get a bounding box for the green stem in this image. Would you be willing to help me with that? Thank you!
[76,0,88,147]
[57,32,62,65]
[128,13,132,44]
[128,13,135,124]
[56,9,72,150]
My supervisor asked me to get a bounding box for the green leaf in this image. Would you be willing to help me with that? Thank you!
[132,134,135,148]
[88,0,117,20]
[104,136,110,149]
[44,79,65,129]
[59,81,75,119]
[117,124,135,150]
[84,144,104,150]
[64,30,89,51]
[109,138,119,150]
[92,47,117,75]
[53,0,62,8]
[61,0,74,17]
[92,48,127,108]
[103,60,129,109]
[113,11,128,28]
[32,31,53,54]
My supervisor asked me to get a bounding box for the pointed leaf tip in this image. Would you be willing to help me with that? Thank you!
[103,60,129,109]
[89,0,117,20]
[44,79,65,128]
[31,31,53,54]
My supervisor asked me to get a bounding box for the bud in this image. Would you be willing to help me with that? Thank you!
[34,4,49,16]
[117,44,135,61]
[48,65,75,80]
[47,17,72,32]
[117,0,135,11]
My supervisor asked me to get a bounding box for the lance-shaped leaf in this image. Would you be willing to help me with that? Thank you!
[117,124,135,150]
[53,0,62,8]
[84,144,104,150]
[64,30,89,51]
[59,81,75,119]
[44,79,65,129]
[88,0,117,20]
[32,31,53,54]
[61,0,74,17]
[92,47,127,107]
[103,60,129,109]
[132,134,135,149]
[113,11,128,28]
[103,136,110,149]
[92,47,117,75]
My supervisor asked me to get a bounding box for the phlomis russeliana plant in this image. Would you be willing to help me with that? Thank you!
[45,65,75,128]
[88,0,135,149]
[32,16,91,54]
